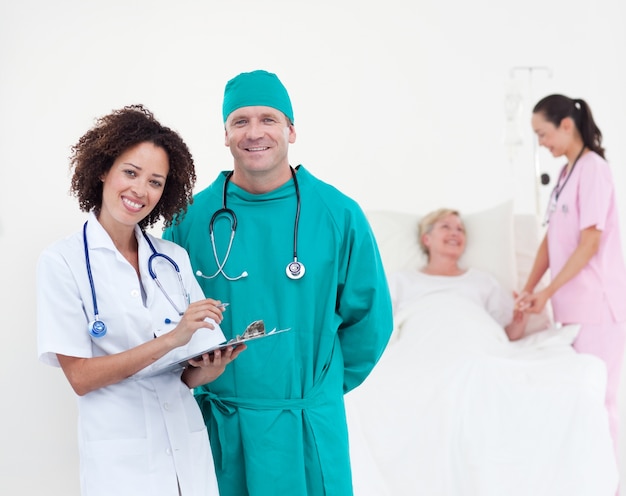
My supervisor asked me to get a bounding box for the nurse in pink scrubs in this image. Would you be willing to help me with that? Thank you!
[518,94,626,470]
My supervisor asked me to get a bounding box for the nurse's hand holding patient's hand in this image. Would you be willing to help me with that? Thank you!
[514,291,531,311]
[515,290,549,315]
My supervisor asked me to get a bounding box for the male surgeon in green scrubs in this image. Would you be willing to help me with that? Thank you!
[164,69,393,496]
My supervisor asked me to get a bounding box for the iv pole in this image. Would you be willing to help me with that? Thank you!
[509,66,553,218]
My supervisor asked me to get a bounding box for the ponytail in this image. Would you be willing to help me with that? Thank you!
[574,98,605,158]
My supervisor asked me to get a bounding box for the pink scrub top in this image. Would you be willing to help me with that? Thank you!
[547,151,626,324]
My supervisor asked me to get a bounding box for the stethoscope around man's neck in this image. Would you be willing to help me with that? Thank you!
[83,221,189,338]
[196,166,306,281]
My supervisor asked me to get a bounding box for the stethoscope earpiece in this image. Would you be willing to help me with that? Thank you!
[88,319,107,338]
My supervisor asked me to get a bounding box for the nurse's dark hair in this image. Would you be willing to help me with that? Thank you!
[69,104,195,229]
[533,94,605,159]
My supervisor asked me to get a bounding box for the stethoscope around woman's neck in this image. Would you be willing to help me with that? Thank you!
[195,166,306,281]
[83,221,189,338]
[543,144,586,226]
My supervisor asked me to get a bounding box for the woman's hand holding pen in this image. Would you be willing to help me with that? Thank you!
[172,299,246,386]
[169,299,227,348]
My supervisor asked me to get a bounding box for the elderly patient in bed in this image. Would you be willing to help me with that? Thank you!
[345,207,618,496]
[391,207,527,341]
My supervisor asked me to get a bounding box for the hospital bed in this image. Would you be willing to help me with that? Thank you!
[345,201,619,496]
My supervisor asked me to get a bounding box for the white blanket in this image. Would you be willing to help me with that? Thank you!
[346,293,618,496]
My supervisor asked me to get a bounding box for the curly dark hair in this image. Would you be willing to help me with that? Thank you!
[69,104,196,229]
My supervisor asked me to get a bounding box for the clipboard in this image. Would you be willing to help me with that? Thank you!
[148,320,290,376]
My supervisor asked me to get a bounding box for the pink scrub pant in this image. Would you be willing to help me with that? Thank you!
[572,313,626,469]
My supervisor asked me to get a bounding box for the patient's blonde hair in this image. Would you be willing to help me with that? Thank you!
[418,208,463,257]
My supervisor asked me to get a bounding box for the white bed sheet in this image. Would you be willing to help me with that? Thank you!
[346,292,618,496]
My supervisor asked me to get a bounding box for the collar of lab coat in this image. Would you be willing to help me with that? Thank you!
[85,210,159,306]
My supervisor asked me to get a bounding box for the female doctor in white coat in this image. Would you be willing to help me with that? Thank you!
[37,105,245,496]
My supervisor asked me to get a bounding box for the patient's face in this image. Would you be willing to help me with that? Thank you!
[424,214,466,259]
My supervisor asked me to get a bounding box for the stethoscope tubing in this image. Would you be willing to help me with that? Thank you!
[543,146,585,226]
[83,222,106,337]
[290,167,301,261]
[83,221,188,337]
[143,235,187,316]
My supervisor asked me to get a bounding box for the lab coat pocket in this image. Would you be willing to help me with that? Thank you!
[82,438,151,494]
[84,436,148,459]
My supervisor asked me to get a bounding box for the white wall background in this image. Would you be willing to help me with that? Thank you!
[1,1,625,494]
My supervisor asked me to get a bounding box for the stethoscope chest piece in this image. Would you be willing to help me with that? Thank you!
[286,260,305,280]
[88,319,107,338]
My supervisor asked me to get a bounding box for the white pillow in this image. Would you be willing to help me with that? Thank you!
[367,200,517,293]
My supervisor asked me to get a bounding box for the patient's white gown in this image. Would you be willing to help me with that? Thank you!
[389,268,514,328]
[345,268,618,496]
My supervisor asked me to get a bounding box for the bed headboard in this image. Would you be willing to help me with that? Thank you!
[366,200,552,334]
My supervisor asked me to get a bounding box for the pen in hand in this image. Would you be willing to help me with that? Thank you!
[165,302,229,325]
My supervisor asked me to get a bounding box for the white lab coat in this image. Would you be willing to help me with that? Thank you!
[37,212,221,496]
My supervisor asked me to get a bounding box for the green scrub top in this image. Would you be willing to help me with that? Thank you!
[164,166,393,496]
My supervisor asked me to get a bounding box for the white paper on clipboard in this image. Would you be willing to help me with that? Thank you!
[147,321,290,376]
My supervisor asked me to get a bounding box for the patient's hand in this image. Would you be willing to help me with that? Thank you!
[520,290,549,315]
[505,309,528,341]
[514,291,531,311]
[506,292,529,341]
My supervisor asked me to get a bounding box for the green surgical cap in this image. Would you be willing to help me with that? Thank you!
[222,70,294,123]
